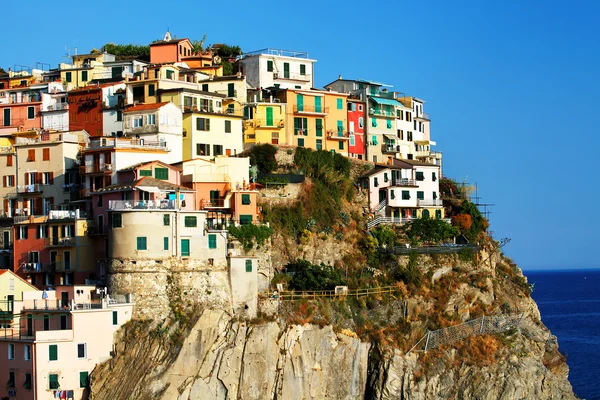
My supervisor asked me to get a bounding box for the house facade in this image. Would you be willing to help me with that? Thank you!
[347,98,365,160]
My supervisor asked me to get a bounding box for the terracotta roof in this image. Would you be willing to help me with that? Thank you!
[392,159,438,168]
[68,82,125,92]
[94,176,192,194]
[124,102,171,113]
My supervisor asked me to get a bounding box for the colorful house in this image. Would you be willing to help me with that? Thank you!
[347,98,365,159]
[0,283,133,400]
[149,32,193,64]
[60,52,116,90]
[67,82,125,138]
[243,95,286,146]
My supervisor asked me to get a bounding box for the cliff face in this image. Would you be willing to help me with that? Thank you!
[91,306,575,400]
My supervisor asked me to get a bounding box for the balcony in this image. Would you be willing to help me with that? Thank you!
[391,178,418,187]
[22,299,67,311]
[293,105,328,114]
[50,261,72,272]
[415,112,430,120]
[369,91,396,100]
[274,72,311,82]
[180,105,216,114]
[417,199,443,207]
[80,163,113,174]
[199,198,229,209]
[21,262,42,273]
[45,237,75,247]
[369,108,395,118]
[327,130,350,140]
[43,103,69,112]
[415,150,430,158]
[383,144,400,154]
[17,184,43,194]
[108,199,177,210]
[48,210,88,220]
[87,224,108,235]
[254,119,285,128]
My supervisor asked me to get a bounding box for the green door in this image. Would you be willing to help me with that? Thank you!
[379,189,387,203]
[393,209,400,219]
[422,209,430,219]
[3,109,10,127]
[181,239,190,257]
[210,190,220,206]
[284,63,290,78]
[315,97,322,113]
[297,94,304,112]
[266,107,274,126]
[227,83,234,97]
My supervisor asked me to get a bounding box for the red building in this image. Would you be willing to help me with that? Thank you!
[67,86,103,137]
[347,98,365,160]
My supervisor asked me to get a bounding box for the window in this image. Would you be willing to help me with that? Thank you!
[116,110,123,121]
[6,154,12,166]
[17,226,28,240]
[163,214,170,226]
[154,168,168,180]
[416,171,425,181]
[240,215,252,225]
[349,135,355,146]
[81,70,88,81]
[267,60,274,72]
[196,118,210,131]
[139,169,152,177]
[384,173,389,183]
[316,119,323,137]
[49,374,59,389]
[197,143,210,156]
[296,94,304,111]
[24,373,32,390]
[337,98,343,110]
[181,238,190,257]
[112,213,122,228]
[44,314,50,330]
[8,371,15,388]
[402,191,410,200]
[166,70,174,79]
[417,191,424,200]
[297,138,304,147]
[386,120,392,129]
[227,83,235,97]
[432,172,437,181]
[65,72,72,82]
[148,84,155,96]
[300,64,306,75]
[374,177,378,187]
[271,132,279,145]
[316,139,322,150]
[371,118,377,127]
[224,120,231,133]
[27,106,35,119]
[41,148,50,161]
[112,310,118,325]
[283,62,290,78]
[390,190,395,199]
[242,194,251,205]
[3,175,14,187]
[202,83,209,91]
[27,149,35,162]
[80,371,89,388]
[338,141,344,150]
[245,259,253,272]
[213,144,223,156]
[436,209,442,219]
[8,343,14,360]
[147,114,156,125]
[24,344,31,361]
[164,237,169,251]
[433,192,438,200]
[358,117,364,128]
[60,314,67,329]
[77,343,86,359]
[294,117,308,135]
[208,234,217,249]
[184,216,197,227]
[133,116,143,128]
[49,344,58,361]
[136,237,147,250]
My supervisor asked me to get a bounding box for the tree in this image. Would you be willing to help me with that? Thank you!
[451,214,472,232]
[286,259,345,291]
[191,35,207,54]
[249,144,277,175]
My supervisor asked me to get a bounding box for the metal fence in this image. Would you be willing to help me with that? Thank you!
[277,285,400,301]
[409,313,525,353]
[380,244,478,255]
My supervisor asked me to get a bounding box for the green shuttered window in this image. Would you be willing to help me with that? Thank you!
[208,234,217,249]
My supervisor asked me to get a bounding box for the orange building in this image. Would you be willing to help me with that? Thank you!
[150,32,193,64]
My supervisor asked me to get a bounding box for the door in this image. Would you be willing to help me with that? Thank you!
[422,209,430,219]
[7,295,13,313]
[3,109,10,127]
[26,314,33,336]
[283,63,290,78]
[379,189,387,203]
[52,225,59,245]
[3,231,9,249]
[61,292,68,308]
[296,94,304,112]
[266,107,273,126]
[315,97,322,113]
[181,239,190,257]
[98,215,104,234]
[209,190,220,207]
[63,251,71,271]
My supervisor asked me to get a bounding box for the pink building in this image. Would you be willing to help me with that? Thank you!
[0,284,133,400]
[347,98,365,159]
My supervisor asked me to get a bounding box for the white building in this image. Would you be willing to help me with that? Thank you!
[122,101,183,164]
[237,49,316,91]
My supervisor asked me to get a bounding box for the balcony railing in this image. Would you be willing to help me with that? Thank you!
[108,199,177,210]
[274,72,311,82]
[45,237,75,247]
[22,299,67,311]
[80,164,113,174]
[180,105,216,114]
[21,262,42,273]
[327,130,350,140]
[199,198,228,208]
[417,199,443,207]
[48,210,88,220]
[391,178,418,187]
[415,112,430,120]
[43,103,69,112]
[369,108,395,117]
[293,105,328,114]
[382,144,400,154]
[17,184,42,194]
[254,119,285,128]
[88,138,169,151]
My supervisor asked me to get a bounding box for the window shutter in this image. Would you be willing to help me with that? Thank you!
[25,174,29,185]
[206,119,210,131]
[208,234,216,249]
[2,176,6,187]
[245,259,252,272]
[3,199,8,213]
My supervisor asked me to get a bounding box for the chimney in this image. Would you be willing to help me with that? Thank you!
[338,75,342,80]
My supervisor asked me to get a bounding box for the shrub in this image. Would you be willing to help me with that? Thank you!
[371,226,397,249]
[286,259,345,291]
[451,214,472,232]
[459,200,487,240]
[249,144,278,174]
[228,224,273,251]
[406,219,459,244]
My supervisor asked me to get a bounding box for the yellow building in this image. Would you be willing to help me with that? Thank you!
[181,111,244,161]
[0,269,38,315]
[125,64,203,105]
[59,52,115,90]
[242,101,286,147]
[276,88,349,155]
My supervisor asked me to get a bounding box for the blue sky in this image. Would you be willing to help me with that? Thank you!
[2,0,598,270]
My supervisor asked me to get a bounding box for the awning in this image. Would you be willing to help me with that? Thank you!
[371,97,402,107]
[136,186,162,193]
[383,134,397,141]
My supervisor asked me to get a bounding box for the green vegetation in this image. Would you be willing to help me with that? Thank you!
[405,219,460,244]
[100,43,150,59]
[247,144,278,175]
[228,224,273,251]
[285,259,345,291]
[214,44,243,75]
